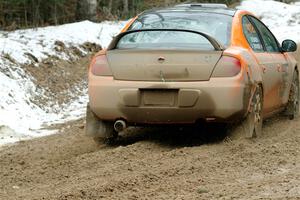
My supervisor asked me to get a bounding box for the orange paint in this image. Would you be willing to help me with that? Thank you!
[120,16,138,33]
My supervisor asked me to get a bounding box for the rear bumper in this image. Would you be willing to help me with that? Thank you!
[88,73,250,124]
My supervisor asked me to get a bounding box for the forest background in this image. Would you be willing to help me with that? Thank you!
[0,0,295,30]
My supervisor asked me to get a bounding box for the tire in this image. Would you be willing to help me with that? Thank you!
[286,71,299,120]
[231,86,263,139]
[85,104,117,144]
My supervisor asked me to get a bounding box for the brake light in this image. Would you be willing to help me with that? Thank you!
[212,56,241,77]
[91,55,112,76]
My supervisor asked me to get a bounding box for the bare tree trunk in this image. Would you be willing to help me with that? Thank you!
[123,0,129,16]
[23,0,28,27]
[76,0,98,21]
[108,0,113,14]
[53,1,58,25]
[33,0,41,27]
[88,0,98,21]
[165,0,170,6]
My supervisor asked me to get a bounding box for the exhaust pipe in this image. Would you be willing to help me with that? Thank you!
[114,120,127,132]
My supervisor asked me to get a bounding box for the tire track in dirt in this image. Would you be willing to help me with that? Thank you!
[0,114,299,200]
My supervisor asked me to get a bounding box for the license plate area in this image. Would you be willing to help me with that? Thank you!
[141,89,178,107]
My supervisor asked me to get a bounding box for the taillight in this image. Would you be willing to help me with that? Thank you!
[212,56,241,77]
[91,55,112,76]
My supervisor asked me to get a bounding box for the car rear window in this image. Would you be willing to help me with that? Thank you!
[128,11,233,47]
[116,30,215,50]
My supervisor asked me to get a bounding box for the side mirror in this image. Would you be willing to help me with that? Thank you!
[282,39,297,52]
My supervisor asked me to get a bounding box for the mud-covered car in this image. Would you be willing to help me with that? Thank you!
[86,3,298,143]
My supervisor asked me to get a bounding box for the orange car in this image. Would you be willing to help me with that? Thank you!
[86,3,298,143]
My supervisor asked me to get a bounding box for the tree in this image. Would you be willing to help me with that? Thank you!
[76,0,98,21]
[123,0,129,16]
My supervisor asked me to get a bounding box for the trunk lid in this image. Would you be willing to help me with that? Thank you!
[106,49,222,81]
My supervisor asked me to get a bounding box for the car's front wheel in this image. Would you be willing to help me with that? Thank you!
[286,71,299,120]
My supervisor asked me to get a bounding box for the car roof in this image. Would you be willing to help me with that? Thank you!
[142,3,237,17]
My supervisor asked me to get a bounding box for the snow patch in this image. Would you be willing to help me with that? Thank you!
[0,20,125,146]
[0,20,124,64]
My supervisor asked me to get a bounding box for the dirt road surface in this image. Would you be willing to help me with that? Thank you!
[0,114,299,200]
[1,52,300,200]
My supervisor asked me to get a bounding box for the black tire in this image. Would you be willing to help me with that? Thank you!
[231,86,263,139]
[286,71,299,120]
[85,104,118,145]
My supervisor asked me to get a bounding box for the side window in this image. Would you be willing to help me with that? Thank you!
[249,16,280,52]
[242,16,264,52]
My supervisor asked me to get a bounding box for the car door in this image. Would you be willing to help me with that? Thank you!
[249,16,290,106]
[242,16,281,114]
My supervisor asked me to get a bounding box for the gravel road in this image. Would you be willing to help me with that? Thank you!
[0,114,299,200]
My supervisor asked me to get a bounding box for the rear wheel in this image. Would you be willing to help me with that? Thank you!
[231,86,263,139]
[85,104,118,145]
[286,71,299,120]
[244,86,263,138]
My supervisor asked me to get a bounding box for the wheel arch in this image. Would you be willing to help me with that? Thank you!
[294,65,299,74]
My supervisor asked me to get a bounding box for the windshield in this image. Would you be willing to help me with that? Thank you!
[116,30,215,50]
[128,11,233,47]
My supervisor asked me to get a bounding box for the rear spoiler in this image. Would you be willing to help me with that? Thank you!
[108,29,225,51]
[175,3,228,9]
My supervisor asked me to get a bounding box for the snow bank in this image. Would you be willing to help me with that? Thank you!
[238,0,300,43]
[0,21,125,145]
[0,20,124,64]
